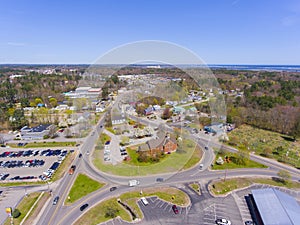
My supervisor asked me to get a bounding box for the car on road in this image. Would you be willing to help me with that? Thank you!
[172,205,179,214]
[156,177,164,182]
[79,153,82,158]
[216,218,231,225]
[204,146,209,150]
[53,196,59,205]
[199,164,204,169]
[69,165,76,175]
[110,187,117,192]
[245,221,254,225]
[0,190,3,196]
[80,203,89,211]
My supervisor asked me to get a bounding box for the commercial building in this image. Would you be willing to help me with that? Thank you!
[246,188,300,225]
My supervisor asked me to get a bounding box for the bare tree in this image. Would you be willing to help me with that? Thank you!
[0,134,5,145]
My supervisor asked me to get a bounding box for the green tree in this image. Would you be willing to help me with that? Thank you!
[236,149,249,165]
[10,109,28,129]
[20,98,30,108]
[49,97,58,108]
[105,206,119,218]
[35,98,43,105]
[102,87,109,99]
[12,208,21,218]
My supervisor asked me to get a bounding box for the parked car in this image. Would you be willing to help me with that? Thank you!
[172,205,179,214]
[79,153,82,158]
[216,218,231,225]
[245,221,254,225]
[80,203,89,211]
[110,187,117,192]
[141,197,149,206]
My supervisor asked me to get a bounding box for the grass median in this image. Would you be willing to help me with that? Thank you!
[4,191,50,225]
[74,187,189,225]
[65,173,105,205]
[210,177,300,195]
[9,141,76,148]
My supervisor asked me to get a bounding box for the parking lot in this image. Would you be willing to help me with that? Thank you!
[0,148,71,181]
[138,196,187,223]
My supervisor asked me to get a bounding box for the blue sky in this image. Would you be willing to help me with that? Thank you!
[0,0,300,64]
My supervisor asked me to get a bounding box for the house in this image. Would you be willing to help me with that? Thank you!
[112,114,126,125]
[137,130,177,156]
[144,106,154,115]
[20,124,55,140]
[204,122,224,134]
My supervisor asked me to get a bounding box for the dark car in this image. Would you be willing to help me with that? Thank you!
[79,153,82,158]
[53,196,59,205]
[204,146,209,150]
[80,203,89,211]
[172,205,179,214]
[110,186,117,192]
[156,178,164,182]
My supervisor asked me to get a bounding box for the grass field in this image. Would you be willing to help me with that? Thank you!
[74,198,131,225]
[66,173,105,204]
[226,124,300,168]
[93,138,201,176]
[189,183,200,195]
[74,187,189,225]
[0,181,45,187]
[9,141,76,148]
[4,192,45,225]
[212,149,267,170]
[210,177,300,195]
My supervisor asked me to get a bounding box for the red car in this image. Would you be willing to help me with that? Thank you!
[172,205,179,214]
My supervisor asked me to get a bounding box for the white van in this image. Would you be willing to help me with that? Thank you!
[141,197,149,206]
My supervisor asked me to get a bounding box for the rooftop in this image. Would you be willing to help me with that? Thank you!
[252,188,300,225]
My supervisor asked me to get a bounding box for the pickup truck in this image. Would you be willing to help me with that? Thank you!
[69,165,76,175]
[128,179,140,187]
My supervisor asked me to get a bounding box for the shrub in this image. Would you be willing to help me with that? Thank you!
[12,208,21,218]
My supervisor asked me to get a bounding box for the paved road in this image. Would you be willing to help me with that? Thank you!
[4,105,298,225]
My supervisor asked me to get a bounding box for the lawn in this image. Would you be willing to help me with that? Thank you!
[226,124,300,168]
[93,138,201,176]
[9,141,76,148]
[210,177,300,195]
[4,192,46,225]
[74,187,189,225]
[65,173,105,204]
[73,198,131,225]
[0,181,45,187]
[189,183,201,195]
[212,149,267,170]
[95,133,111,150]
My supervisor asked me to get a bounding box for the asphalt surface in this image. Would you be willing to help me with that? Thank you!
[1,108,300,225]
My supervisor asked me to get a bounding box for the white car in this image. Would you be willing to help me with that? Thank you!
[216,218,231,225]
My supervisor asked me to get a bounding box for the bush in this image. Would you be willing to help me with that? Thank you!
[105,207,119,218]
[12,208,21,218]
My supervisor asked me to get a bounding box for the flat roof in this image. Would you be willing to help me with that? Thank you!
[252,188,300,225]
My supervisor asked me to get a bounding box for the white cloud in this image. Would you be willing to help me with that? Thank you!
[7,42,26,47]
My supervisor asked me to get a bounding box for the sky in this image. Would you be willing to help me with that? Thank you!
[0,0,300,64]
